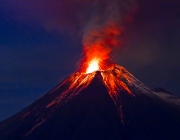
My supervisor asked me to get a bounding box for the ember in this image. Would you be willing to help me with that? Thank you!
[86,58,100,73]
[47,64,134,123]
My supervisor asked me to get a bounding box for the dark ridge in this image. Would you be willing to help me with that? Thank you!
[152,86,173,95]
[0,69,180,140]
[0,72,124,140]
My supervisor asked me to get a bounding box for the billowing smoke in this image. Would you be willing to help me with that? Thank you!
[2,0,137,70]
[80,0,138,71]
[82,0,137,47]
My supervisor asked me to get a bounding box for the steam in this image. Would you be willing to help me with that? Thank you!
[2,0,137,69]
[82,0,130,46]
[80,0,138,71]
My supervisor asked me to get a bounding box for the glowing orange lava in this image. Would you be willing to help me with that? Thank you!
[86,58,100,73]
[47,65,134,108]
[46,64,135,124]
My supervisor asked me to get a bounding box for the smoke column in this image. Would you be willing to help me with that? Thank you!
[2,0,137,70]
[80,0,138,71]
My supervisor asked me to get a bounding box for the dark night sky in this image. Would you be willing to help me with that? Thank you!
[0,0,180,121]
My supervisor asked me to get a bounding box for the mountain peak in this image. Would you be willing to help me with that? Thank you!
[0,65,180,140]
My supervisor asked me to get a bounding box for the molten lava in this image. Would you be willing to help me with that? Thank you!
[86,58,100,73]
[47,64,135,123]
[47,23,133,121]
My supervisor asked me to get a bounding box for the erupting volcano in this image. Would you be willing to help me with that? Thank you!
[0,54,180,139]
[1,23,180,139]
[1,0,180,139]
[0,7,180,139]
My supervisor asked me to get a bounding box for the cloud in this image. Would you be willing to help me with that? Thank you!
[1,0,137,36]
[0,0,139,71]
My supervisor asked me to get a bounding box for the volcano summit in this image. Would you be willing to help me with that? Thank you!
[0,65,180,140]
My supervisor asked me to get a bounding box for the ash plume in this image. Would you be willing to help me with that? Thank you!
[2,0,137,45]
[82,0,137,48]
[1,0,137,71]
[80,0,138,70]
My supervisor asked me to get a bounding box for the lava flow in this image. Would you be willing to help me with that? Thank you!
[47,57,135,123]
[47,23,134,120]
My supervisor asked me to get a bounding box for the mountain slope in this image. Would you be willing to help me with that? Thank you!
[0,65,180,140]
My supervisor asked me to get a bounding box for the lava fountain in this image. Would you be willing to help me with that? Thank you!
[86,58,100,73]
[47,54,135,124]
[46,23,135,123]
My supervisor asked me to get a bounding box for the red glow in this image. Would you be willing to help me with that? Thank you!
[86,58,100,73]
[47,23,132,123]
[80,43,111,73]
[47,65,134,124]
[80,22,122,73]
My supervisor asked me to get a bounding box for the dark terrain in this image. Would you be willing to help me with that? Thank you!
[0,71,180,140]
